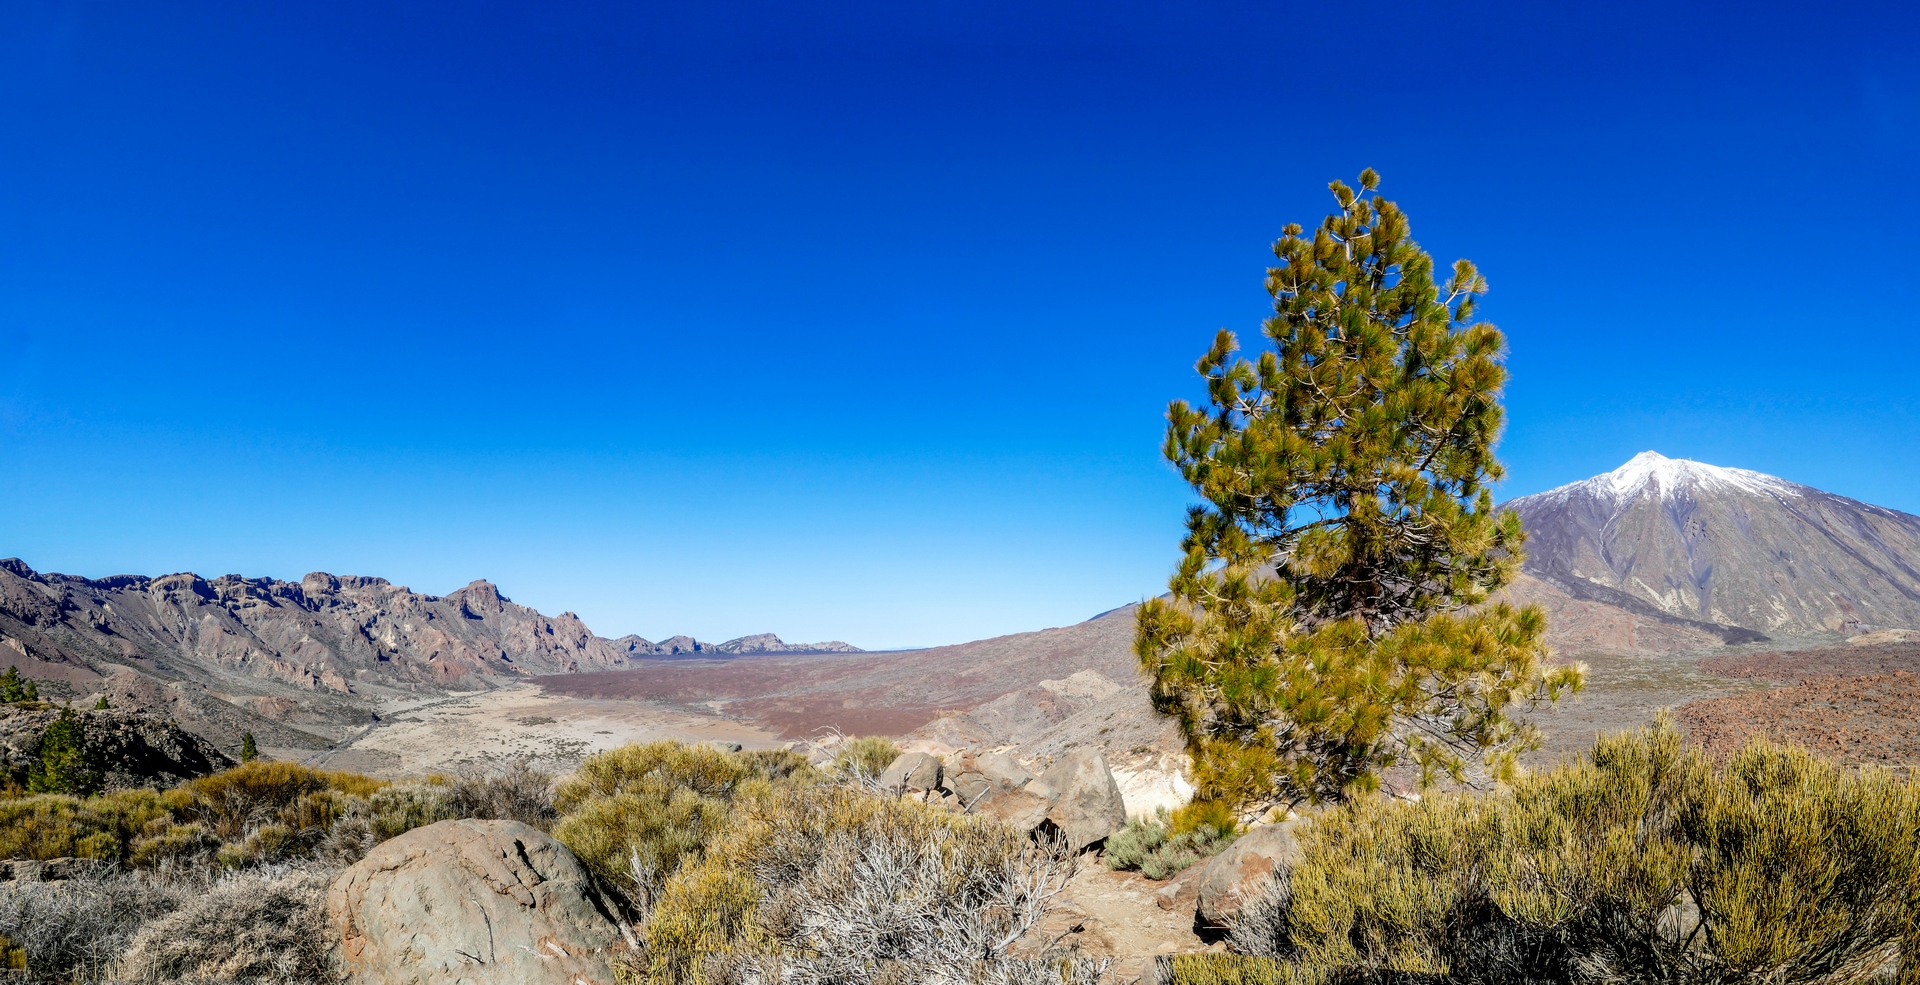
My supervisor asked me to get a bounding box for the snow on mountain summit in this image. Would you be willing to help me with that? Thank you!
[1531,451,1800,506]
[1507,452,1920,637]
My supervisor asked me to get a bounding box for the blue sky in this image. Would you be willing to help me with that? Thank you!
[2,1,1915,649]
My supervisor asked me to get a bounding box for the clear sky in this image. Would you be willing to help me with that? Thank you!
[2,1,1915,649]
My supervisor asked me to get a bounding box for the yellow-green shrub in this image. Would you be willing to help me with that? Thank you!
[828,735,899,782]
[557,741,751,813]
[1163,954,1326,985]
[128,821,221,868]
[363,783,455,841]
[0,789,176,863]
[1267,720,1920,984]
[553,781,732,904]
[185,761,386,839]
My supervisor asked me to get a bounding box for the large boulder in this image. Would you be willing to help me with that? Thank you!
[877,751,943,793]
[1038,749,1127,852]
[329,819,626,985]
[974,783,1055,832]
[943,750,1036,805]
[1195,821,1301,928]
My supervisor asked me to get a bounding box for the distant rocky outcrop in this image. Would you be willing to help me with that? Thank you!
[1509,452,1920,638]
[611,631,863,659]
[0,703,235,791]
[0,560,636,695]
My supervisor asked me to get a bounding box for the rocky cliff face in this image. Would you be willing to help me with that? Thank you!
[1508,452,1920,637]
[0,559,636,697]
[609,631,863,658]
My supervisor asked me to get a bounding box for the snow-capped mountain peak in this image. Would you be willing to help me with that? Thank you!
[1506,452,1920,637]
[1597,451,1798,502]
[1535,451,1800,506]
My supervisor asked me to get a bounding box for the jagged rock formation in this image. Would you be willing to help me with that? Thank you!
[1508,452,1920,637]
[0,703,235,791]
[711,633,861,655]
[0,559,633,694]
[610,631,863,658]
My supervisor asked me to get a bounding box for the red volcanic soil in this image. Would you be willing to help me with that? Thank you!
[1677,672,1920,773]
[535,607,1141,738]
[1698,640,1920,683]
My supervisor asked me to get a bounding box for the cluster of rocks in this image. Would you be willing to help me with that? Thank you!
[876,747,1130,852]
[316,750,1304,985]
[874,746,1304,930]
[0,703,235,791]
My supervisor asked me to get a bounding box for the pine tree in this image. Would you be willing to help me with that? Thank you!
[93,694,107,710]
[28,707,101,795]
[1136,170,1583,818]
[240,731,258,762]
[0,667,22,704]
[21,680,36,702]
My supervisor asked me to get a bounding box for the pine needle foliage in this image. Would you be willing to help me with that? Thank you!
[1137,170,1582,814]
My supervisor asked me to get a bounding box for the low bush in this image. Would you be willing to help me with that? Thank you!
[443,758,557,829]
[1103,808,1236,880]
[828,736,900,783]
[0,868,190,983]
[553,741,816,913]
[1159,954,1325,985]
[557,741,752,812]
[116,867,338,984]
[184,761,385,840]
[639,781,1097,985]
[1231,718,1920,985]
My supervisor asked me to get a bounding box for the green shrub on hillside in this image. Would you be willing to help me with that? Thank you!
[552,741,814,913]
[556,740,751,812]
[1104,808,1236,880]
[828,735,899,783]
[28,708,102,796]
[1234,719,1920,985]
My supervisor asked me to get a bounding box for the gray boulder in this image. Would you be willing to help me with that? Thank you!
[877,751,943,793]
[1195,821,1301,928]
[974,782,1055,832]
[943,750,1035,805]
[1038,749,1127,852]
[328,818,626,985]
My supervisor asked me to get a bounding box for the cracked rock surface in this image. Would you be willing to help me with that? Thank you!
[328,818,626,985]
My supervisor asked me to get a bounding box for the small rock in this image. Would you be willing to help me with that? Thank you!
[707,740,744,753]
[1194,821,1300,928]
[328,819,626,985]
[1039,749,1128,852]
[877,751,943,793]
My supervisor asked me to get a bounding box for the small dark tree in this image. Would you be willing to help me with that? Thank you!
[28,707,102,795]
[0,667,22,703]
[93,694,108,710]
[241,731,258,762]
[1137,170,1583,818]
[21,680,36,702]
